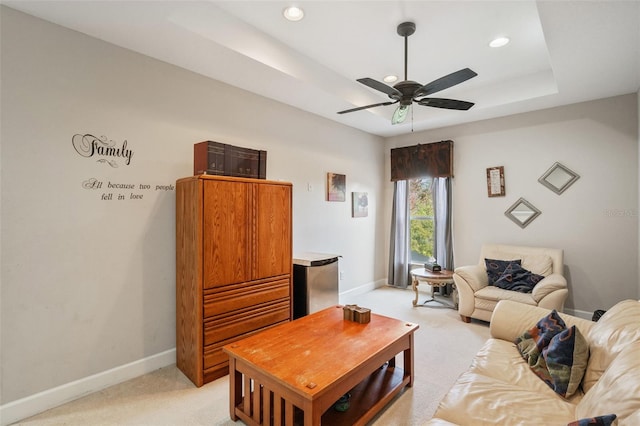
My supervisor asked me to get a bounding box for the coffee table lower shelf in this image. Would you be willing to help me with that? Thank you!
[233,362,407,426]
[322,363,407,425]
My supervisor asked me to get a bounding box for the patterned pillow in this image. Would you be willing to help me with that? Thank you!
[567,414,617,426]
[542,325,590,398]
[515,310,566,367]
[516,312,590,399]
[494,263,545,293]
[485,258,521,285]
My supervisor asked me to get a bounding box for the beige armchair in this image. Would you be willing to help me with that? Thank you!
[454,244,568,323]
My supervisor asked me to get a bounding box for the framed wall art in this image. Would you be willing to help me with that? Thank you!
[352,192,368,217]
[327,173,346,202]
[486,166,505,197]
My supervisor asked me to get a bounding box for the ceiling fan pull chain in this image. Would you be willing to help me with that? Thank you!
[411,104,414,132]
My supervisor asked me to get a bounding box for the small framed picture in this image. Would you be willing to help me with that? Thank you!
[486,166,505,197]
[352,192,368,217]
[327,173,346,202]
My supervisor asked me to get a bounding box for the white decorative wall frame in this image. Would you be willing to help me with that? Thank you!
[538,162,580,195]
[505,197,541,229]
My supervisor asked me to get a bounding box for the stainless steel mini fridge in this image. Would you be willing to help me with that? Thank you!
[293,253,339,319]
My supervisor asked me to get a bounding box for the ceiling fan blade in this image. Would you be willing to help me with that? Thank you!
[357,78,402,97]
[415,68,478,98]
[337,100,398,114]
[417,98,475,110]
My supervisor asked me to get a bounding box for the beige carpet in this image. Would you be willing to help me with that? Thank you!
[14,286,490,426]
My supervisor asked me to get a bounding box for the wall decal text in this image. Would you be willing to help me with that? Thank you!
[72,134,134,166]
[82,178,174,201]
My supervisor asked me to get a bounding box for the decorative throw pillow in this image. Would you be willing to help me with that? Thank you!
[485,258,521,285]
[542,325,590,398]
[494,263,545,293]
[567,414,617,426]
[515,310,566,367]
[516,312,590,399]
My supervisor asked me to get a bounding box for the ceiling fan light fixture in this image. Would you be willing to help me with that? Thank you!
[489,36,510,48]
[391,105,409,125]
[283,6,304,21]
[383,75,398,83]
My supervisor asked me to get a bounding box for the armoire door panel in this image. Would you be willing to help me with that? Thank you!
[203,180,251,288]
[254,184,292,279]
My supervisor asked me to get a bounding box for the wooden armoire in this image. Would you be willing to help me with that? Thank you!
[175,175,293,386]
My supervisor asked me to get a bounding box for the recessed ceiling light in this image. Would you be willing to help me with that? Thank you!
[283,6,304,21]
[489,36,510,48]
[383,75,398,83]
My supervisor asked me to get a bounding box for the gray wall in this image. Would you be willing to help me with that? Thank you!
[0,6,386,408]
[385,94,639,314]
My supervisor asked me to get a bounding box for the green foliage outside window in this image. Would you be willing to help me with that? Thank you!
[409,178,434,262]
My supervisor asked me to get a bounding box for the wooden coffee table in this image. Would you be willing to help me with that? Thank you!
[223,306,419,426]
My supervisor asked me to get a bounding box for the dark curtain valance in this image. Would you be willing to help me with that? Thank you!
[390,140,453,181]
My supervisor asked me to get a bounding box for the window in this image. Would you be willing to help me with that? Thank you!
[409,178,434,263]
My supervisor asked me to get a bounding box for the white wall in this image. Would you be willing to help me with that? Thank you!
[0,6,386,416]
[386,94,639,314]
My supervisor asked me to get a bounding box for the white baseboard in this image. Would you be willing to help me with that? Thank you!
[563,307,593,320]
[0,349,176,426]
[339,279,387,303]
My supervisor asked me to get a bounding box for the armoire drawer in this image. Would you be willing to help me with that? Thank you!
[204,299,290,346]
[203,319,288,371]
[203,276,290,319]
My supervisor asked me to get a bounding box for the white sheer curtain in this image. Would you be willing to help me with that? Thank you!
[432,177,453,269]
[388,180,411,288]
[432,177,454,293]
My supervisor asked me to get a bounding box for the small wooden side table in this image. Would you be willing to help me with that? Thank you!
[411,268,457,308]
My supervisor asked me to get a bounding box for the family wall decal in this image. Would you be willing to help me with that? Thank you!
[73,133,174,201]
[72,133,134,167]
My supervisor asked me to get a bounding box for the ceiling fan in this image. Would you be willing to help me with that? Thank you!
[337,22,478,125]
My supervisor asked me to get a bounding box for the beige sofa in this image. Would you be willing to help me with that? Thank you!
[454,244,568,323]
[426,299,640,426]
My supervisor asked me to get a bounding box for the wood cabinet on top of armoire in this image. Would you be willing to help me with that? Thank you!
[175,174,293,386]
